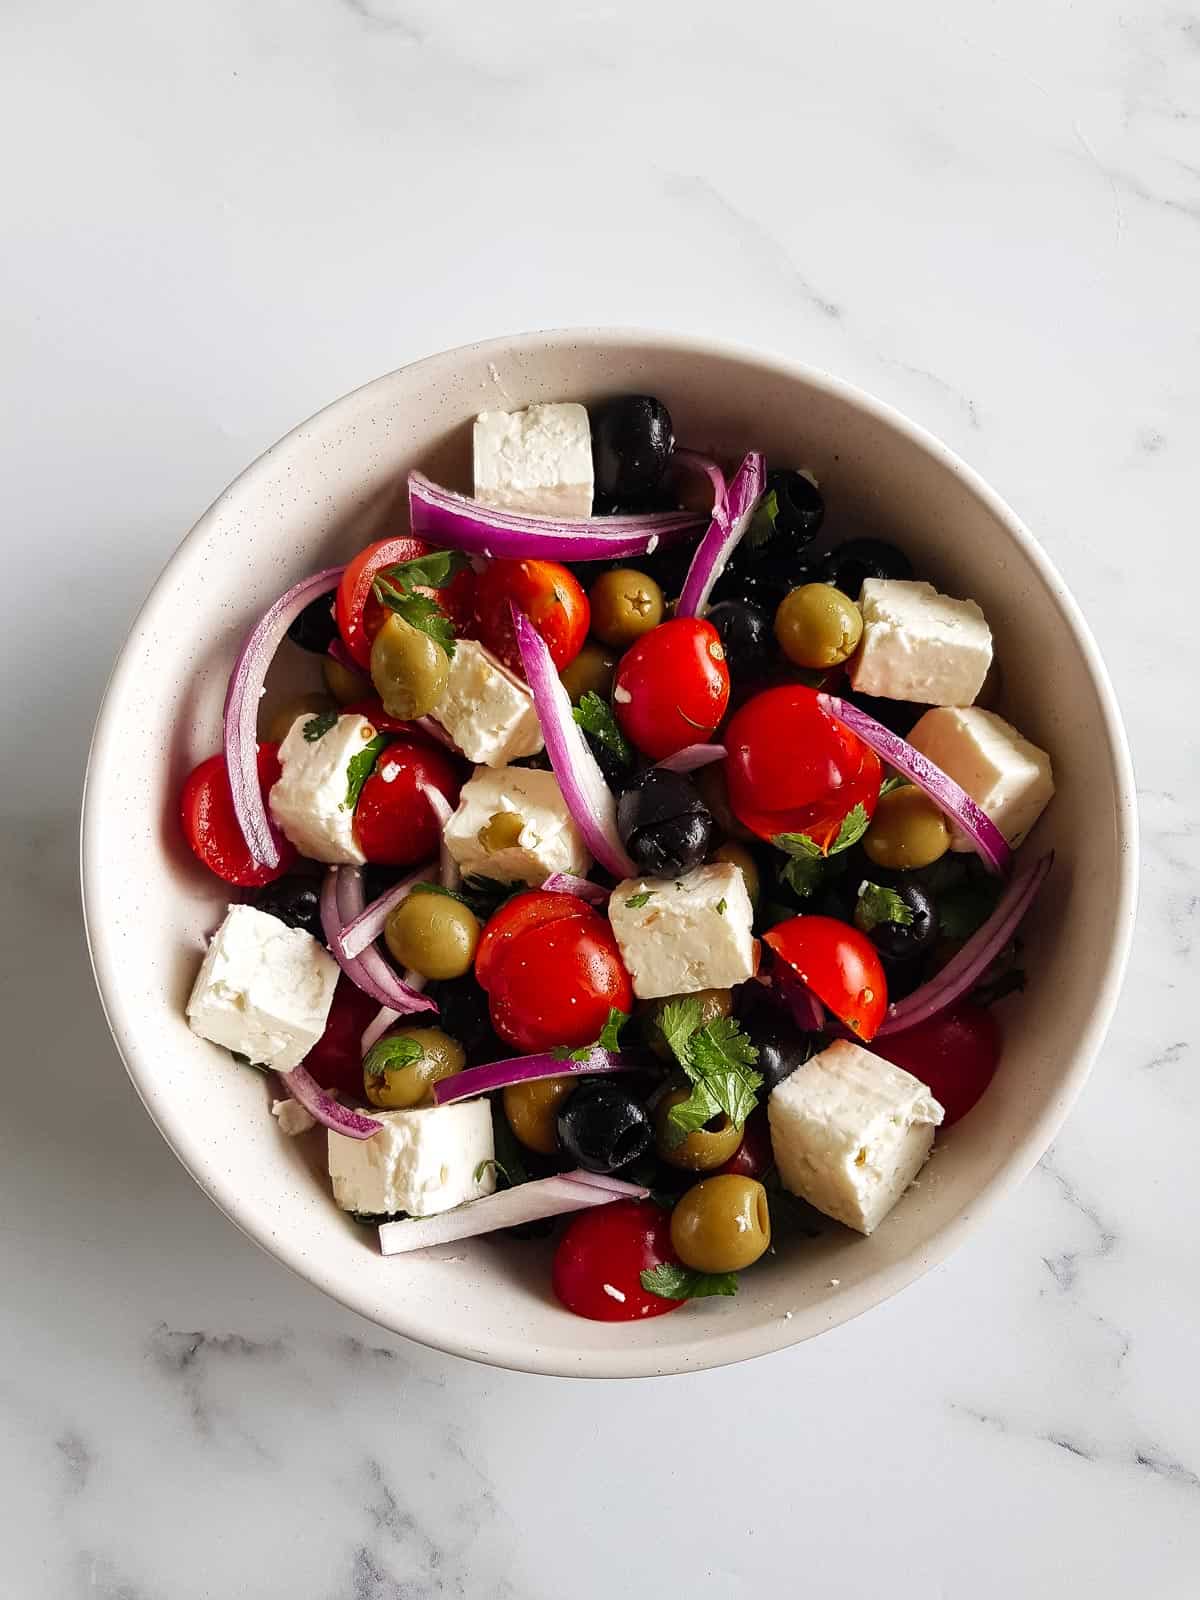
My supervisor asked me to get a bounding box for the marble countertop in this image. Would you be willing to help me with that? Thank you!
[3,1,1197,1594]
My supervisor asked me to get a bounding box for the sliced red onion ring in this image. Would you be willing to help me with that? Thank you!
[321,868,436,1014]
[676,452,766,618]
[433,1048,642,1106]
[278,1064,380,1140]
[512,607,636,878]
[878,852,1053,1035]
[408,471,705,562]
[819,694,1013,877]
[378,1170,649,1256]
[657,743,727,774]
[420,784,460,891]
[542,872,610,906]
[223,566,345,867]
[361,1005,401,1057]
[556,1170,652,1197]
[671,449,729,523]
[335,863,435,961]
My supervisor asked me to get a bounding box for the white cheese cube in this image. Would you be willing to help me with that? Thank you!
[327,1100,496,1217]
[907,705,1055,851]
[768,1040,944,1234]
[186,904,339,1071]
[272,1098,317,1136]
[269,712,379,864]
[849,579,993,706]
[443,765,590,885]
[608,862,756,999]
[473,402,593,517]
[431,639,544,767]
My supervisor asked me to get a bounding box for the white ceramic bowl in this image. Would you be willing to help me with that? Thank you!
[82,330,1137,1378]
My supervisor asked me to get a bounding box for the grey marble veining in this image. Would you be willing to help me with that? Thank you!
[2,0,1199,1594]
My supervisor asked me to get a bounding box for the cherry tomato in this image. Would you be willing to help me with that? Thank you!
[302,976,381,1099]
[480,911,633,1053]
[715,1107,774,1179]
[474,890,593,990]
[552,1199,684,1320]
[871,1003,1001,1125]
[352,737,461,866]
[763,915,888,1041]
[473,559,590,674]
[612,617,730,760]
[180,745,295,887]
[335,537,432,669]
[725,684,882,849]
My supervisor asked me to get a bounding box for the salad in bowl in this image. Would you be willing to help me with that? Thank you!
[178,392,1055,1323]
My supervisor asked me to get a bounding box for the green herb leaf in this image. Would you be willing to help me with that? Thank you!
[380,549,470,592]
[572,691,634,767]
[473,1156,515,1186]
[343,732,387,811]
[409,881,471,906]
[715,897,727,915]
[372,582,458,657]
[657,997,705,1068]
[639,1263,739,1300]
[829,802,870,853]
[879,775,908,797]
[744,488,779,550]
[459,875,526,920]
[780,853,827,898]
[773,831,824,861]
[597,1007,628,1054]
[659,1001,762,1146]
[302,708,338,742]
[362,1034,423,1078]
[854,880,915,933]
[625,891,653,909]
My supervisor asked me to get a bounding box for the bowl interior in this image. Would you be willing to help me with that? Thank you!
[82,331,1136,1377]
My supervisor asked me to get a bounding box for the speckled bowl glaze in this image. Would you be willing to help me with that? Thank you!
[81,330,1137,1378]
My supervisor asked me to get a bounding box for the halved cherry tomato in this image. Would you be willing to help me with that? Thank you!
[479,910,633,1053]
[552,1199,684,1320]
[871,1003,1001,1125]
[474,890,594,990]
[725,683,881,849]
[473,559,590,674]
[180,745,295,887]
[352,737,461,866]
[302,976,381,1099]
[715,1107,774,1179]
[763,915,888,1041]
[612,617,730,760]
[335,537,431,669]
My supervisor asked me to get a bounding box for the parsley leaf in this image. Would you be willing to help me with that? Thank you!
[380,550,470,591]
[572,691,634,767]
[773,803,871,897]
[854,881,915,932]
[744,488,779,550]
[343,733,387,810]
[362,1034,423,1078]
[551,1007,630,1062]
[829,803,870,852]
[640,1263,739,1300]
[657,1000,762,1148]
[408,881,471,906]
[303,709,338,742]
[625,891,653,909]
[473,1156,516,1186]
[879,775,908,797]
[373,582,458,656]
[657,996,704,1065]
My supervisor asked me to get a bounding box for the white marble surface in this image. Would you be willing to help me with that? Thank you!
[2,0,1197,1594]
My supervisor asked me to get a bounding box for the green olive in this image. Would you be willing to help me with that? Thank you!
[477,810,524,852]
[265,692,336,745]
[384,891,480,980]
[503,1077,574,1155]
[774,582,864,669]
[654,1088,744,1171]
[643,989,733,1062]
[559,640,618,702]
[322,655,372,704]
[364,1027,465,1108]
[670,1175,771,1272]
[588,568,665,649]
[711,842,760,907]
[862,785,951,870]
[696,761,754,842]
[369,612,449,721]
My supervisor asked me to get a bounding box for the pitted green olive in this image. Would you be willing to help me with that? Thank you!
[369,612,449,720]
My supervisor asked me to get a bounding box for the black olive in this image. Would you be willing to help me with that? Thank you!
[819,538,913,597]
[843,687,923,737]
[423,975,500,1059]
[706,599,772,680]
[745,1013,817,1092]
[591,396,674,505]
[714,546,820,611]
[766,468,825,543]
[854,878,938,964]
[287,594,340,655]
[557,1082,653,1173]
[252,875,324,941]
[617,768,714,877]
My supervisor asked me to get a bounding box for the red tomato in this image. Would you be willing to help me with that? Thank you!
[552,1199,684,1321]
[352,738,461,866]
[480,912,633,1053]
[335,537,432,669]
[473,559,590,674]
[474,890,593,990]
[612,617,731,760]
[725,684,882,849]
[180,745,295,887]
[763,916,888,1042]
[302,976,381,1099]
[871,1004,1002,1126]
[716,1107,774,1179]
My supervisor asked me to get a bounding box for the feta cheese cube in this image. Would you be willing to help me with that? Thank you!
[186,904,339,1071]
[443,765,590,885]
[272,1098,317,1136]
[608,862,756,999]
[327,1100,496,1217]
[268,712,380,864]
[907,705,1055,850]
[768,1040,944,1234]
[849,578,993,706]
[431,639,544,767]
[473,402,593,517]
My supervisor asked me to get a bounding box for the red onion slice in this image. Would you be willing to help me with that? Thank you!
[671,449,729,524]
[420,784,460,891]
[408,471,705,561]
[223,566,345,867]
[377,1170,649,1256]
[335,863,435,961]
[819,694,1013,876]
[556,1170,653,1197]
[657,743,727,774]
[278,1064,380,1140]
[321,868,436,1014]
[676,452,766,618]
[542,872,611,906]
[361,1005,401,1057]
[512,607,636,878]
[433,1048,642,1106]
[878,852,1053,1035]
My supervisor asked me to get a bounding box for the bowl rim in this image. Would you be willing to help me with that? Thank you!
[80,327,1138,1378]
